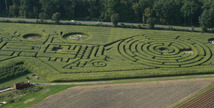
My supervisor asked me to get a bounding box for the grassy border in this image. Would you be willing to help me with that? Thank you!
[1,85,74,108]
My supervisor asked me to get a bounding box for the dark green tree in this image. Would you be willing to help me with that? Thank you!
[39,12,48,22]
[153,0,182,25]
[147,17,156,29]
[180,1,200,25]
[52,12,61,23]
[107,0,120,14]
[199,8,214,31]
[9,4,19,17]
[111,13,119,26]
[22,0,40,18]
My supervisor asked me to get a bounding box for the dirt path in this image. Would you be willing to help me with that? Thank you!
[29,78,214,108]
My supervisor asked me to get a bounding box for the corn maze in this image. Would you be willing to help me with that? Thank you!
[118,35,212,68]
[1,23,214,81]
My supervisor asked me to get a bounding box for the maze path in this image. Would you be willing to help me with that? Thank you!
[118,35,212,68]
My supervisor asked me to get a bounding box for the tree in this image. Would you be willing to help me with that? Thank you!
[39,12,48,22]
[39,0,55,18]
[144,8,153,23]
[87,0,100,19]
[199,8,214,31]
[107,0,120,14]
[111,13,119,27]
[5,0,8,14]
[52,12,61,23]
[22,0,40,18]
[180,1,200,25]
[147,17,156,29]
[9,4,19,17]
[153,0,182,25]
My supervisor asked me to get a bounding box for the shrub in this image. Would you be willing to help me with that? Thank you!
[147,17,156,29]
[111,13,120,27]
[52,12,61,23]
[39,12,48,23]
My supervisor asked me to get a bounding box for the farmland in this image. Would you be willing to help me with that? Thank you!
[179,86,214,108]
[28,78,213,108]
[1,22,214,82]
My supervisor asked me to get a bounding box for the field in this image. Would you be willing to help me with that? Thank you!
[179,87,214,108]
[1,22,214,82]
[28,78,213,108]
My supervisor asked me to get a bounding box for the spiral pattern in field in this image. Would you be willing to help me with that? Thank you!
[118,35,212,68]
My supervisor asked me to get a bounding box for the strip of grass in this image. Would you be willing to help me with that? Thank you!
[1,85,74,108]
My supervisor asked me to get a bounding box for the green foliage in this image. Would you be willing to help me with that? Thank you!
[111,13,120,27]
[0,0,212,27]
[52,12,61,23]
[180,1,200,25]
[107,0,121,14]
[147,17,156,29]
[199,8,214,31]
[0,63,29,82]
[153,0,182,25]
[22,0,40,18]
[144,8,153,18]
[9,4,19,17]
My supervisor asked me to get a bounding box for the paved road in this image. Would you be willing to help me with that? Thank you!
[0,17,201,31]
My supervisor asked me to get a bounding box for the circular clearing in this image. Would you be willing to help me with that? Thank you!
[63,32,88,40]
[23,34,42,40]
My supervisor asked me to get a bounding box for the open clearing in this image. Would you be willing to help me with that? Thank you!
[29,78,214,108]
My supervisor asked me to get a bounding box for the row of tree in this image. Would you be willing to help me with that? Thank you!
[0,0,214,30]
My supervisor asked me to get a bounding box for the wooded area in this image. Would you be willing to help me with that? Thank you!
[0,0,214,30]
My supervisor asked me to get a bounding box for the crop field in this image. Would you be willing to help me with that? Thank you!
[29,78,213,108]
[179,87,214,108]
[1,22,214,82]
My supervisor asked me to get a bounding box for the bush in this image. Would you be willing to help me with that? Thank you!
[39,12,48,23]
[52,12,61,23]
[111,13,120,27]
[147,17,156,29]
[137,25,142,29]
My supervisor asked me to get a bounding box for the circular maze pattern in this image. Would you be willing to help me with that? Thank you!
[118,35,212,68]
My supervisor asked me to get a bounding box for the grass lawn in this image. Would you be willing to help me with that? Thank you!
[1,85,74,108]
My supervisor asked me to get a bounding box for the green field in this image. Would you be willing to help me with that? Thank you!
[1,22,214,82]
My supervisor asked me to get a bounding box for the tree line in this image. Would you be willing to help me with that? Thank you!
[0,0,214,30]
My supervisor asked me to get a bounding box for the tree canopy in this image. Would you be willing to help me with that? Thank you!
[0,0,214,29]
